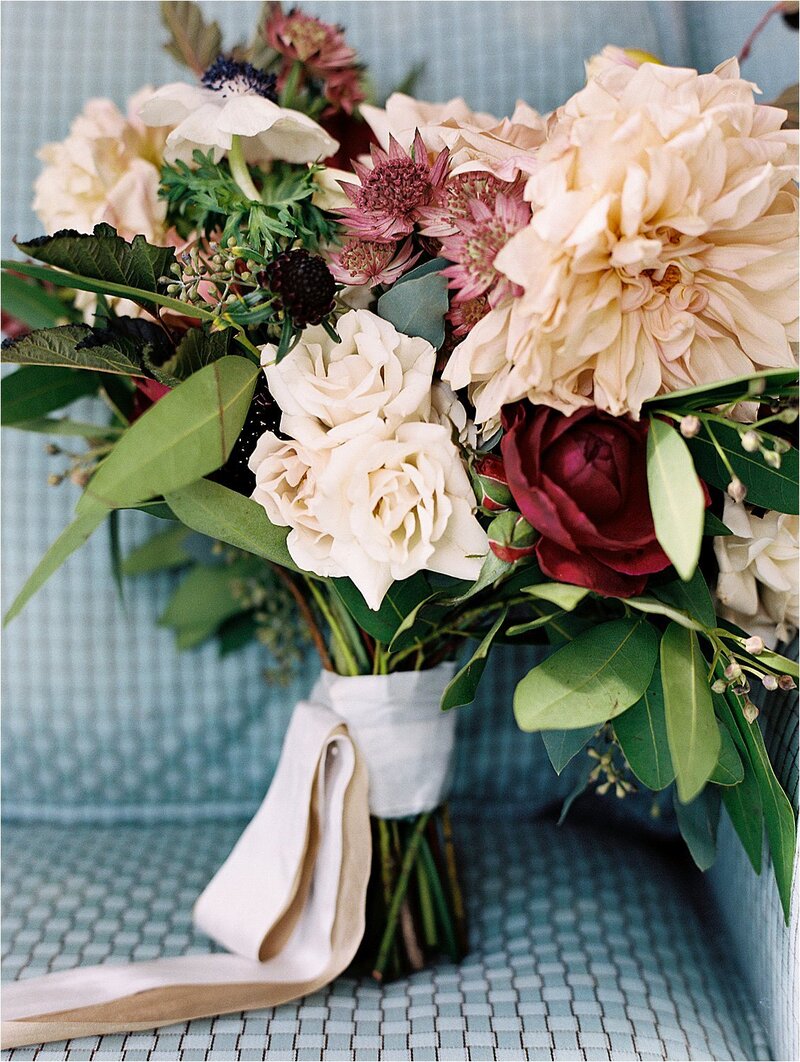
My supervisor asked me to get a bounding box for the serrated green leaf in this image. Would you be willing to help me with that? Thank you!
[76,356,258,513]
[1,272,79,328]
[661,624,721,803]
[1,325,146,376]
[542,725,597,775]
[161,0,223,74]
[688,419,799,514]
[1,365,100,424]
[710,721,744,786]
[156,328,233,384]
[15,225,177,308]
[645,368,798,411]
[165,477,295,569]
[614,666,675,791]
[674,786,721,871]
[441,608,508,711]
[4,509,107,624]
[647,416,705,581]
[513,618,659,732]
[377,269,449,348]
[122,525,193,576]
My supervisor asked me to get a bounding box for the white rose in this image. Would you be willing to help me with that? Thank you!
[429,380,478,449]
[249,431,342,579]
[261,309,436,449]
[308,422,488,610]
[714,498,799,648]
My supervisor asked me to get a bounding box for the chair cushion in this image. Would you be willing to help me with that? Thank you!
[2,814,769,1061]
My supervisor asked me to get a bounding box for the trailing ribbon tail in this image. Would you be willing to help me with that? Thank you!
[0,702,371,1050]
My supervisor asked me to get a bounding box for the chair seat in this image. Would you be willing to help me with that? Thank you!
[2,814,769,1062]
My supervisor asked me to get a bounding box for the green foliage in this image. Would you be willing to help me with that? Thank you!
[160,0,222,74]
[709,722,744,786]
[651,569,716,629]
[159,559,259,649]
[6,417,123,439]
[673,786,721,871]
[377,264,450,348]
[660,624,720,804]
[613,667,674,791]
[4,509,107,624]
[333,573,433,643]
[719,735,764,875]
[15,225,176,310]
[1,272,80,328]
[122,525,193,576]
[513,617,659,732]
[542,725,597,775]
[644,368,798,412]
[441,608,508,710]
[76,356,258,514]
[646,416,705,581]
[1,324,146,376]
[149,328,233,386]
[523,583,589,611]
[1,366,100,425]
[688,419,799,514]
[165,477,295,569]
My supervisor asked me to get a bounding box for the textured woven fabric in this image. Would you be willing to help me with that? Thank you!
[1,816,772,1062]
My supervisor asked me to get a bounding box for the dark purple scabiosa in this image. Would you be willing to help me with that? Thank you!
[262,248,337,327]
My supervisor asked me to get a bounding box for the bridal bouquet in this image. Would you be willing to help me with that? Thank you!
[1,0,799,1043]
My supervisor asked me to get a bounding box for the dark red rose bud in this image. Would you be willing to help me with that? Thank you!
[131,378,171,421]
[487,510,538,563]
[500,402,671,597]
[473,454,513,512]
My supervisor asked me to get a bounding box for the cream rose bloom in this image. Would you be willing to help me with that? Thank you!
[361,92,545,179]
[33,88,168,241]
[445,59,799,425]
[261,309,435,449]
[714,498,799,648]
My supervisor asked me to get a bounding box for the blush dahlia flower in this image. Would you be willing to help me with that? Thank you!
[445,59,799,425]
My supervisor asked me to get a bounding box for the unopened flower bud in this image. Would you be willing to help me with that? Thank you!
[777,407,798,425]
[727,477,747,503]
[711,679,728,693]
[778,675,797,691]
[680,415,701,439]
[763,449,782,469]
[740,430,760,453]
[742,700,759,723]
[744,636,764,655]
[762,674,779,691]
[724,661,743,681]
[487,510,538,563]
[473,454,513,512]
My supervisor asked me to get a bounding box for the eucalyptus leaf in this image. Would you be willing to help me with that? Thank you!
[165,477,295,569]
[377,269,449,348]
[660,623,721,804]
[674,786,721,871]
[122,525,193,576]
[513,618,659,732]
[76,356,259,513]
[687,420,799,515]
[441,608,508,711]
[4,509,107,624]
[1,365,100,424]
[614,667,675,791]
[709,722,745,786]
[542,725,597,775]
[1,324,146,376]
[647,416,705,580]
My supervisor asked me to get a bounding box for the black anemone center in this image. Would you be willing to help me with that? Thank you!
[202,56,278,102]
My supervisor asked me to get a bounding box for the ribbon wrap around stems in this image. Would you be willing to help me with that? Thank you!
[1,663,458,1049]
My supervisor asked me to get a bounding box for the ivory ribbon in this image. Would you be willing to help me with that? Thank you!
[1,664,457,1049]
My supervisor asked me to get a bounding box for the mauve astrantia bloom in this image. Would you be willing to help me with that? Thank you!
[329,237,421,287]
[446,59,799,426]
[338,132,450,242]
[440,194,531,306]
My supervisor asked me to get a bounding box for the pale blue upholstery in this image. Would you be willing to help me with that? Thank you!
[2,4,798,1059]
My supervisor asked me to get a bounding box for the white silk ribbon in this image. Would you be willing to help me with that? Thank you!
[1,663,457,1049]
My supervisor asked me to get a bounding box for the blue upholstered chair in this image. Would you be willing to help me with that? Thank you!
[2,4,797,1059]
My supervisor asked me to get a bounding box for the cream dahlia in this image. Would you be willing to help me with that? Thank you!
[445,59,799,424]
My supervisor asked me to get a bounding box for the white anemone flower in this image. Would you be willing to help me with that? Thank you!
[139,57,338,179]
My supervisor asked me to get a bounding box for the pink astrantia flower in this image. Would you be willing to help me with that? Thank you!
[339,132,450,242]
[446,294,490,338]
[418,172,519,238]
[265,3,365,115]
[440,194,531,305]
[329,237,422,287]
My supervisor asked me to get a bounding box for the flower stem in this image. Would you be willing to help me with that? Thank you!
[306,578,359,675]
[418,834,459,963]
[372,813,431,981]
[228,135,263,203]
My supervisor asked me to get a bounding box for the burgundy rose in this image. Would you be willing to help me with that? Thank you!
[500,402,671,597]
